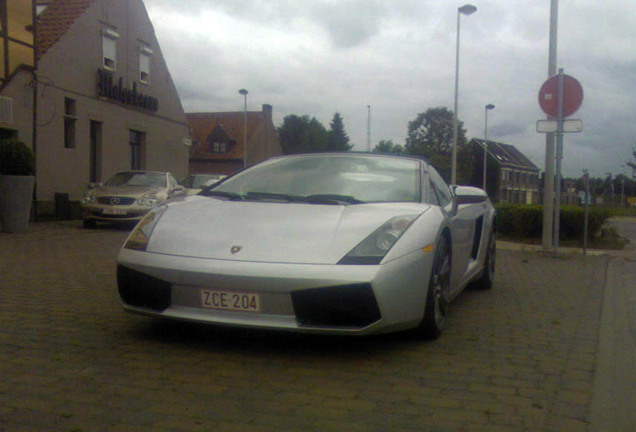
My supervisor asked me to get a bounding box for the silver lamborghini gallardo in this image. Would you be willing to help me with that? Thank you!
[117,153,496,339]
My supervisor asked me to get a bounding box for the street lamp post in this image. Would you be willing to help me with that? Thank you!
[483,104,495,191]
[239,89,248,168]
[451,4,477,185]
[620,165,626,207]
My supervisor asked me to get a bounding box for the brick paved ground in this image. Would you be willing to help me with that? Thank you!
[0,221,617,431]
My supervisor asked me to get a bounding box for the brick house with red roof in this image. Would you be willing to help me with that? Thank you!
[1,0,190,217]
[187,104,282,175]
[468,138,541,204]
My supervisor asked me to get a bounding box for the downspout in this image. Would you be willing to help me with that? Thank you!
[31,0,38,220]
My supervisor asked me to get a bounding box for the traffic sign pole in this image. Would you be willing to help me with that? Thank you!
[537,69,583,253]
[553,69,565,252]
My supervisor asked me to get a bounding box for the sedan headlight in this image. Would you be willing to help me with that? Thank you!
[124,205,167,251]
[338,215,419,265]
[137,195,158,207]
[82,194,96,204]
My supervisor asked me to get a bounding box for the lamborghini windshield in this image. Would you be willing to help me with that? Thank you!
[204,154,421,204]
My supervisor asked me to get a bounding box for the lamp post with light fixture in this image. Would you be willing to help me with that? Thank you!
[239,89,248,168]
[483,104,495,191]
[451,4,477,185]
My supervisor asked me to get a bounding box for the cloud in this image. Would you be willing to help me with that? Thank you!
[144,0,636,178]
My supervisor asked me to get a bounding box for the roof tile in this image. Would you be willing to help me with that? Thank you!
[37,0,94,59]
[187,111,264,161]
[473,138,539,171]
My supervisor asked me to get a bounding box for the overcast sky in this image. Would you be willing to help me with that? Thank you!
[143,0,636,179]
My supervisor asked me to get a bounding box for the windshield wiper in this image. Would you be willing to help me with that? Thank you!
[305,194,365,205]
[245,192,306,202]
[200,190,245,201]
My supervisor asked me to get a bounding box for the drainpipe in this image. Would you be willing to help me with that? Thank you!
[31,0,38,221]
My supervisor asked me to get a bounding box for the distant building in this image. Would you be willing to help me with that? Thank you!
[468,139,540,204]
[187,104,282,175]
[561,178,579,205]
[1,0,190,217]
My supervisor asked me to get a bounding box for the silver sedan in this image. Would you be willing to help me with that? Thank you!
[81,171,185,228]
[117,153,496,338]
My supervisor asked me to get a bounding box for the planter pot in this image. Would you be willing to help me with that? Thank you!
[0,175,35,233]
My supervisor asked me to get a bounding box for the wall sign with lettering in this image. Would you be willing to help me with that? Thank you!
[97,69,159,112]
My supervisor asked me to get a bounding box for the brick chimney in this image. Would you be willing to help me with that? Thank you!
[262,104,272,122]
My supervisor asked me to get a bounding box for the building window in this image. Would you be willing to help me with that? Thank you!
[212,142,227,153]
[139,46,152,84]
[130,130,145,170]
[64,98,76,149]
[89,121,102,183]
[102,29,118,70]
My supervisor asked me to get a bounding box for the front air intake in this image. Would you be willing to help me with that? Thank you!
[291,284,381,328]
[117,265,171,311]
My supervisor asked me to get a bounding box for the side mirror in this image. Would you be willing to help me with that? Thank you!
[170,185,186,196]
[455,186,489,206]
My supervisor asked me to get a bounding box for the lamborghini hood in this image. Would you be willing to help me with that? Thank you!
[145,196,430,264]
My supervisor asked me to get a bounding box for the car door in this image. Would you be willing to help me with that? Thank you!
[426,167,474,296]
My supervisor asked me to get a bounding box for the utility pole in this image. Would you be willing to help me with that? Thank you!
[583,169,589,255]
[542,0,558,251]
[367,105,371,152]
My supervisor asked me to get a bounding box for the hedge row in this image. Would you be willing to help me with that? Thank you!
[494,204,611,240]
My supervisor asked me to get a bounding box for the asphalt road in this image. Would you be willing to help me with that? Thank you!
[611,217,636,249]
[0,219,634,432]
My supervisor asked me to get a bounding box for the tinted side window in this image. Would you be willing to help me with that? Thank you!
[427,166,453,207]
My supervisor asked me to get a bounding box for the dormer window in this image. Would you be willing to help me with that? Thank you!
[102,29,119,70]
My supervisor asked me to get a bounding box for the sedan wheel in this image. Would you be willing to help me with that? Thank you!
[420,236,451,339]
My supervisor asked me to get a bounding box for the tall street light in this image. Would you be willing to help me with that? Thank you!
[451,4,477,185]
[483,104,495,191]
[239,89,248,168]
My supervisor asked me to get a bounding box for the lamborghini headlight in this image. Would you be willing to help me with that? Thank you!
[338,215,419,265]
[124,205,167,251]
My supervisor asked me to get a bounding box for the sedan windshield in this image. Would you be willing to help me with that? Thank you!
[105,172,166,188]
[206,154,421,204]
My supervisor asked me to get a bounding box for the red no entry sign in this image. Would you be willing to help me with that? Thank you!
[538,74,583,118]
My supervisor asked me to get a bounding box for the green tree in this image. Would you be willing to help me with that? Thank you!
[278,115,329,154]
[405,107,470,183]
[327,113,353,152]
[373,140,405,155]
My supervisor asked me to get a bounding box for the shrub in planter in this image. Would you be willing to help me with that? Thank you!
[0,139,36,232]
[0,139,35,176]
